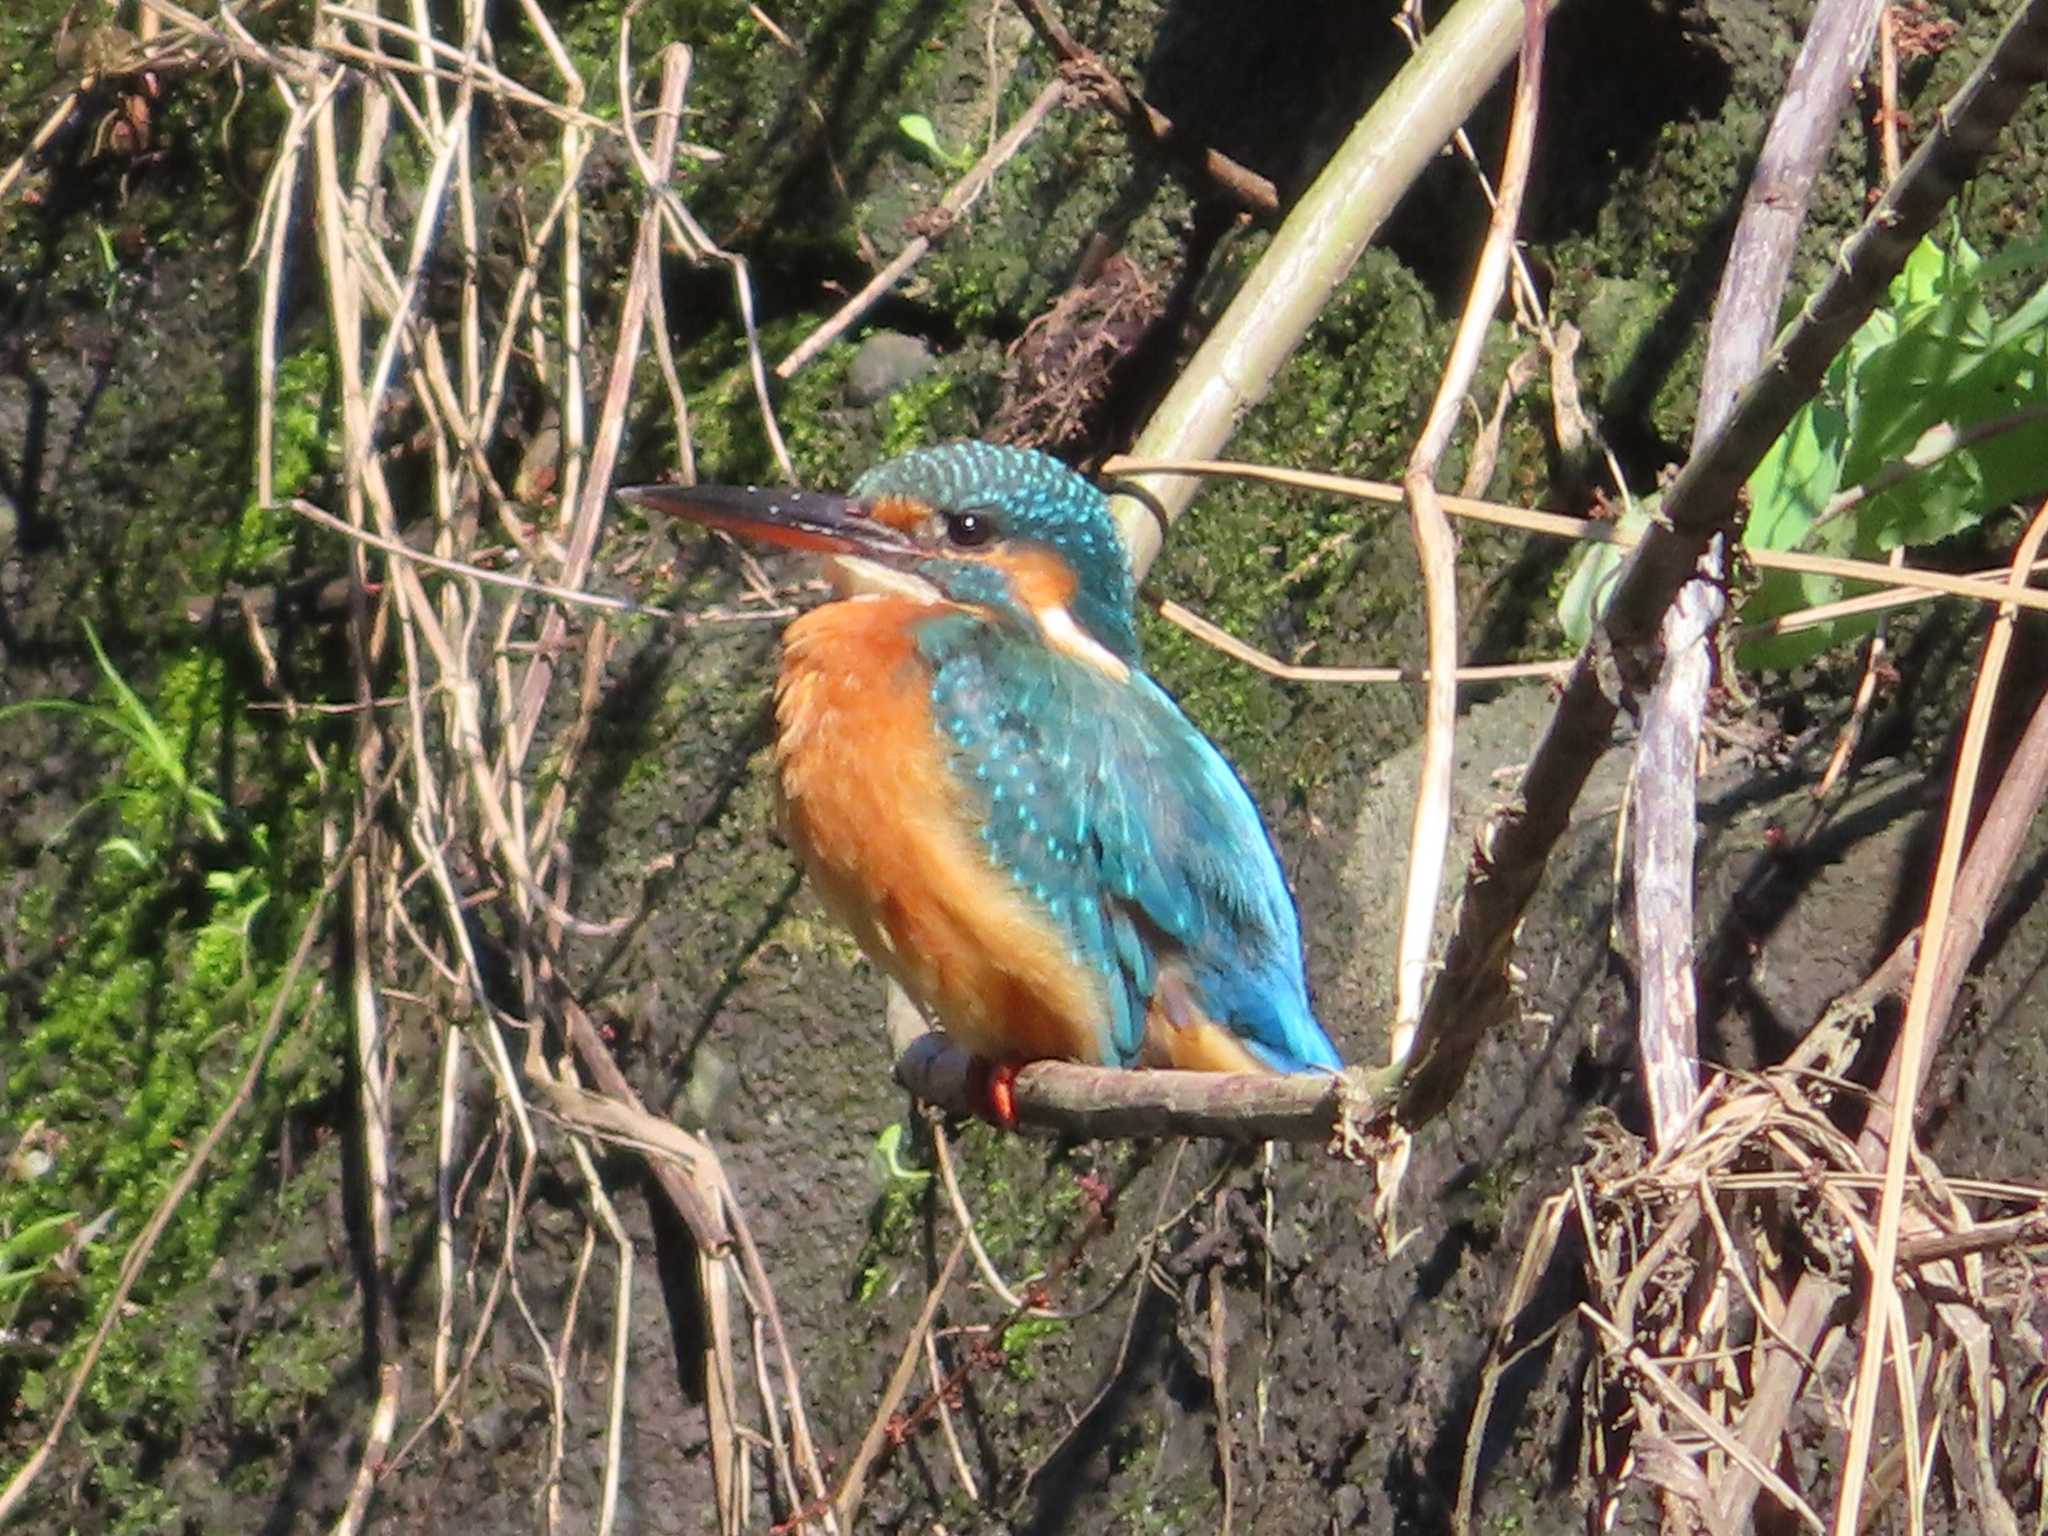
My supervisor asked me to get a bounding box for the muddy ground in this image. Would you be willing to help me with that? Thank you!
[3,0,2047,1531]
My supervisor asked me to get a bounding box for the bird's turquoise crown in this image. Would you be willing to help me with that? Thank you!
[851,442,1143,665]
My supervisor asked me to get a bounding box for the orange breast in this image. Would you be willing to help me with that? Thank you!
[774,598,1110,1065]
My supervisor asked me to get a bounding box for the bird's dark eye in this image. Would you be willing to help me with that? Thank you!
[944,510,995,548]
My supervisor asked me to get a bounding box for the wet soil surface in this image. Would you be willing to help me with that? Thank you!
[6,0,2048,1530]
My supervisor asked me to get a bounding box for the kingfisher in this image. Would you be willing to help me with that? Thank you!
[621,442,1342,1125]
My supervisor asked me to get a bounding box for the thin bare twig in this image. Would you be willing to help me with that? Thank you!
[566,1136,633,1536]
[776,78,1065,379]
[1009,0,1277,218]
[929,1117,1045,1313]
[1153,596,1570,684]
[832,1239,967,1526]
[1372,0,1545,1248]
[1392,0,1547,1063]
[1105,455,2048,617]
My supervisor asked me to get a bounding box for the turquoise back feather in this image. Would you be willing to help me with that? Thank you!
[848,441,1340,1074]
[915,603,1341,1075]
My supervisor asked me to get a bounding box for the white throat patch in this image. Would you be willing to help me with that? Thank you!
[826,555,943,605]
[1036,603,1131,681]
[827,555,1130,682]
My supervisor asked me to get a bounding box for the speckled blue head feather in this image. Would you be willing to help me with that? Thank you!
[851,442,1143,664]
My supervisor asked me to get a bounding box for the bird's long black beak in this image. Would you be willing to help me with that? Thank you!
[618,482,920,562]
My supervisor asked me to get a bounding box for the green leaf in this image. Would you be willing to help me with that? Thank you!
[870,1122,929,1186]
[897,113,966,171]
[100,837,152,869]
[0,1213,80,1269]
[1744,357,1848,555]
[1557,500,1654,648]
[1730,233,2048,669]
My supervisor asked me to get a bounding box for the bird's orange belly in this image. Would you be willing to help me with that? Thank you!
[773,599,1109,1065]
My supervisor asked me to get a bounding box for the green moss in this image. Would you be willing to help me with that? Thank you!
[1,597,340,1532]
[997,1314,1068,1381]
[1138,248,1447,795]
[852,1120,935,1304]
[239,343,335,562]
[880,370,974,456]
[230,1270,353,1431]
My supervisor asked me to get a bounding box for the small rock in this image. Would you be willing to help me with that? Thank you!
[845,330,934,405]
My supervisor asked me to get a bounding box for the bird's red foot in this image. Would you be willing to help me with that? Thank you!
[971,1058,1022,1131]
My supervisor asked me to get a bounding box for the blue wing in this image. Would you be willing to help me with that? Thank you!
[918,615,1342,1073]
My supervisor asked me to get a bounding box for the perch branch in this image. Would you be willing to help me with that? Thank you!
[893,1033,1390,1144]
[1397,0,2048,1129]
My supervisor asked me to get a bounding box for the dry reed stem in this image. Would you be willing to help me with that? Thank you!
[1582,1305,1829,1533]
[0,87,88,203]
[507,1249,572,1534]
[1369,0,1546,1250]
[341,836,400,1523]
[567,1136,633,1536]
[703,1226,747,1534]
[1391,0,1547,1062]
[249,9,835,1517]
[831,1238,968,1526]
[1461,1005,2048,1532]
[1453,1190,1572,1535]
[1833,495,2048,1530]
[432,1026,465,1407]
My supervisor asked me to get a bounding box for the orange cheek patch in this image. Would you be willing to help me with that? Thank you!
[991,549,1077,609]
[866,494,931,535]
